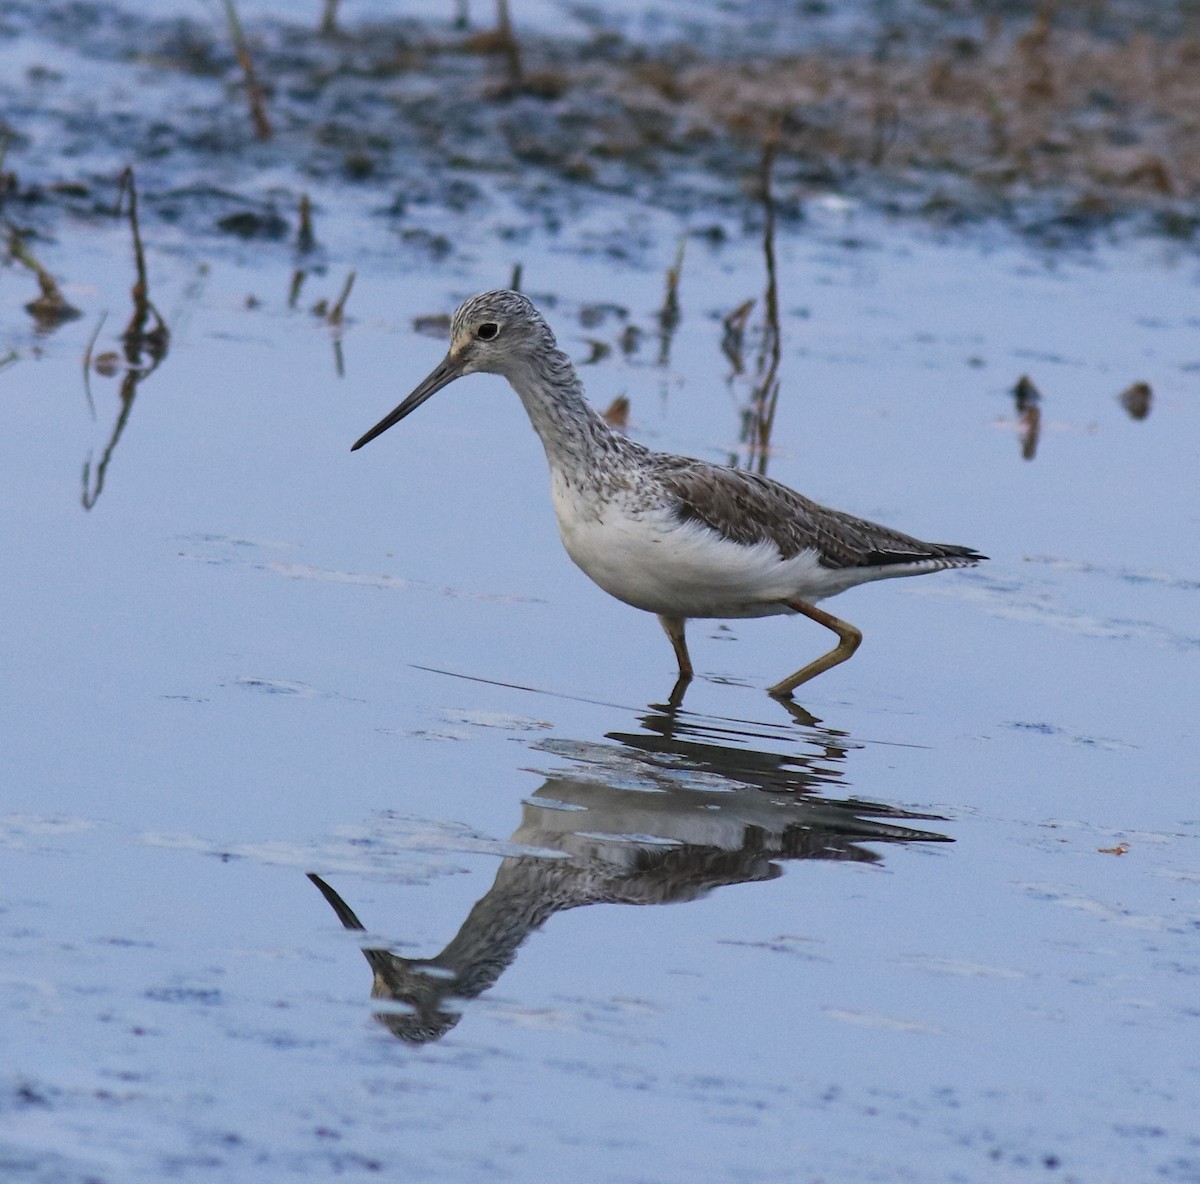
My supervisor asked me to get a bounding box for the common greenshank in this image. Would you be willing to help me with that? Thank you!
[353,290,984,698]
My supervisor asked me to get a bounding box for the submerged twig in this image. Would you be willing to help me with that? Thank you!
[721,299,755,375]
[327,270,356,326]
[315,270,356,378]
[81,170,171,511]
[81,311,108,421]
[319,0,340,36]
[0,126,13,213]
[221,0,272,140]
[868,36,900,168]
[656,237,686,365]
[509,261,523,292]
[81,369,138,510]
[496,0,523,90]
[297,193,316,253]
[288,268,307,309]
[115,167,169,366]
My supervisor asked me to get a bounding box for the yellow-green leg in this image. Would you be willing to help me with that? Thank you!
[767,599,863,698]
[658,614,693,681]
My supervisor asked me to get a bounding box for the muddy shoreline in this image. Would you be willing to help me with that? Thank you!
[3,0,1199,261]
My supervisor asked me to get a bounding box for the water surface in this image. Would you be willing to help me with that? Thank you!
[2,4,1199,1182]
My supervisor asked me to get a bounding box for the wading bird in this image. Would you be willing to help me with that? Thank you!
[353,291,984,698]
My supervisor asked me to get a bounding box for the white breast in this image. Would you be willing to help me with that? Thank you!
[549,472,840,619]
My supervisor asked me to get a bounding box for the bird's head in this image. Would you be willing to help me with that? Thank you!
[351,289,556,451]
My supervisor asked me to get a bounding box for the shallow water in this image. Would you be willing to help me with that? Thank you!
[4,4,1200,1183]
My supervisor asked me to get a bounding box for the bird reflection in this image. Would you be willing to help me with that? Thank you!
[309,703,950,1044]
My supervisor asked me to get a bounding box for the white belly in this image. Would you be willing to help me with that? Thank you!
[550,477,850,619]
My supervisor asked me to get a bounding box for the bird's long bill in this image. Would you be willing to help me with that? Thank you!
[350,353,464,451]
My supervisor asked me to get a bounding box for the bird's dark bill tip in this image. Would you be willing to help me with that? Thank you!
[350,358,461,453]
[350,413,402,452]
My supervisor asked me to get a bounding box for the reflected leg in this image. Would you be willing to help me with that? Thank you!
[665,674,691,712]
[772,696,821,727]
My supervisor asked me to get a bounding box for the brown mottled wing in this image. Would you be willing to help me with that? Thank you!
[655,459,984,569]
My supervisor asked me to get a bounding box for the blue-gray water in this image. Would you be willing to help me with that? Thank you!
[3,4,1199,1182]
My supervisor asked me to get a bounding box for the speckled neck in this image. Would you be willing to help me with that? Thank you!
[505,346,621,479]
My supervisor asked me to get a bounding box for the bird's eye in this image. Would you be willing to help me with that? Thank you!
[477,323,500,341]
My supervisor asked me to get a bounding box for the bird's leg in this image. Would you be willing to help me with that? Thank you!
[665,676,690,712]
[658,614,693,681]
[767,599,863,698]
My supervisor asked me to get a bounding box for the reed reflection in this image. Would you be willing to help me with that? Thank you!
[739,136,783,477]
[81,169,170,510]
[723,136,783,477]
[309,703,950,1045]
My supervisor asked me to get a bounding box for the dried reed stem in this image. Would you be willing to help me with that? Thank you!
[222,0,272,140]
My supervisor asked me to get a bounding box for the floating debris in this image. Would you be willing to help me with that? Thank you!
[581,339,611,366]
[1013,375,1041,412]
[1012,374,1042,461]
[5,228,82,331]
[601,394,629,429]
[413,312,453,338]
[1117,381,1152,421]
[216,208,289,239]
[92,351,121,378]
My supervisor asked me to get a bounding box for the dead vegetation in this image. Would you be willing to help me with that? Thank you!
[221,0,272,140]
[739,136,783,477]
[81,169,171,511]
[613,14,1200,216]
[5,227,82,331]
[4,3,1200,253]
